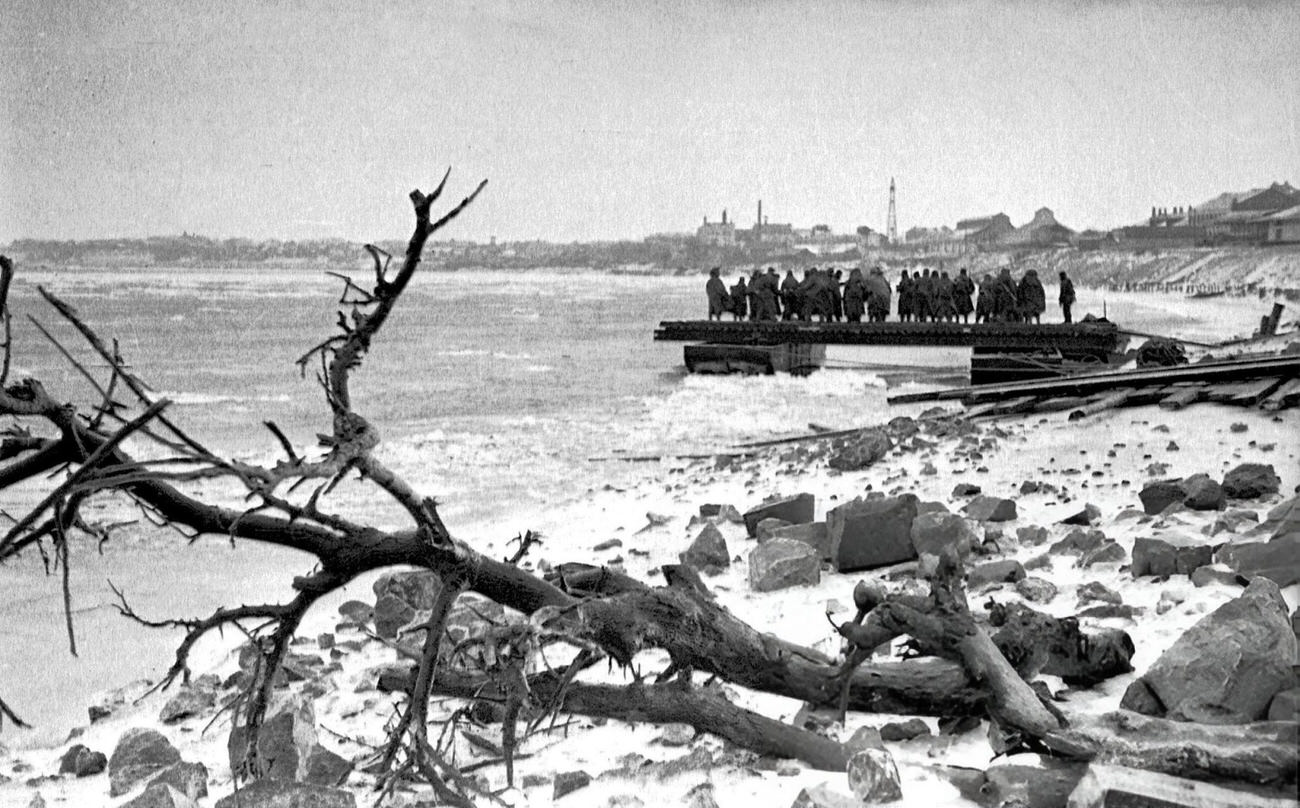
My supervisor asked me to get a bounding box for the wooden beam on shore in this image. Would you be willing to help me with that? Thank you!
[888,355,1300,405]
[1260,377,1300,411]
[964,395,1039,419]
[1158,384,1206,410]
[1067,389,1133,421]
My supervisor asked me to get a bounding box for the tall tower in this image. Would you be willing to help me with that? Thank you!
[887,177,898,245]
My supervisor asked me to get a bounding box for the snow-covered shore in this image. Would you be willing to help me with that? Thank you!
[2,394,1296,807]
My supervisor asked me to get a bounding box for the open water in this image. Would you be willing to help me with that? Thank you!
[0,265,1281,745]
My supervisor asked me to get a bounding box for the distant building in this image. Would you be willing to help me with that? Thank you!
[1188,181,1300,242]
[696,210,736,247]
[1263,204,1300,244]
[955,213,1014,243]
[904,225,956,245]
[1005,207,1074,246]
[856,226,884,248]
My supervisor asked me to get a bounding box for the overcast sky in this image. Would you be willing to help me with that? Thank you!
[2,0,1296,242]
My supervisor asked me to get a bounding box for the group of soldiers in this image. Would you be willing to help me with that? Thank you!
[706,265,1077,324]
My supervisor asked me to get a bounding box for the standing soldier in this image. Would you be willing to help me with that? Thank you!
[781,269,800,320]
[843,267,866,323]
[1059,271,1077,323]
[953,268,975,323]
[934,271,955,322]
[706,267,728,320]
[975,273,995,323]
[830,269,844,322]
[1017,269,1047,324]
[730,275,749,321]
[896,270,912,321]
[866,266,892,322]
[767,267,783,319]
[916,268,934,322]
[993,267,1019,322]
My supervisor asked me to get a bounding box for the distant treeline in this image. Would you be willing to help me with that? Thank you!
[5,235,364,266]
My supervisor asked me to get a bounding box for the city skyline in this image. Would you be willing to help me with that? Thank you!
[3,1,1297,243]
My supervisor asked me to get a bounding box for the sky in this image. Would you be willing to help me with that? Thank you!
[2,0,1297,243]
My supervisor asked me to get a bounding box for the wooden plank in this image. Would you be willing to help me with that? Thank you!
[970,395,1038,419]
[1229,376,1285,406]
[1068,389,1133,421]
[1260,377,1300,411]
[1158,384,1206,410]
[654,320,1120,352]
[887,355,1300,405]
[1067,763,1298,808]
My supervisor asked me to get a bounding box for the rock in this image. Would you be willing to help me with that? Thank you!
[336,600,372,625]
[749,538,820,592]
[1217,532,1300,587]
[982,757,1086,808]
[213,781,356,808]
[743,493,814,537]
[846,748,903,803]
[951,482,981,498]
[159,687,216,724]
[1206,508,1260,536]
[1016,525,1049,546]
[593,538,622,551]
[909,512,978,560]
[147,762,208,800]
[1076,581,1122,606]
[755,517,793,540]
[1138,479,1187,515]
[683,781,720,808]
[680,523,729,570]
[1019,480,1041,495]
[1268,687,1300,721]
[657,723,695,746]
[1182,473,1226,511]
[1190,564,1247,588]
[879,718,930,741]
[827,429,892,471]
[1015,576,1058,603]
[227,696,350,786]
[120,784,197,808]
[698,503,723,518]
[371,594,415,639]
[1156,590,1184,615]
[1222,463,1281,499]
[1067,762,1293,808]
[790,783,860,808]
[1131,535,1214,578]
[968,559,1026,586]
[1119,578,1297,722]
[1077,540,1126,567]
[1077,603,1141,620]
[57,744,107,777]
[716,504,744,524]
[109,728,182,797]
[1060,503,1101,526]
[765,521,831,560]
[27,794,45,808]
[844,725,885,753]
[1050,528,1106,555]
[827,494,919,572]
[372,569,441,612]
[553,770,592,800]
[961,495,1017,522]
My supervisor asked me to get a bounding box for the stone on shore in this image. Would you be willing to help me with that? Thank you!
[1181,473,1225,511]
[1015,576,1058,604]
[1076,540,1126,568]
[109,729,182,797]
[1216,496,1300,586]
[57,744,107,777]
[1138,479,1187,515]
[961,495,1017,522]
[743,493,814,537]
[147,762,209,801]
[1119,578,1296,723]
[680,523,729,571]
[764,521,831,560]
[227,696,351,787]
[1221,462,1280,499]
[371,595,415,640]
[553,770,592,800]
[909,512,978,560]
[790,783,860,808]
[213,781,356,808]
[749,538,820,592]
[120,784,197,808]
[159,687,216,724]
[968,559,1026,586]
[827,429,892,471]
[1049,528,1107,555]
[1131,534,1214,578]
[372,569,441,612]
[879,718,930,741]
[951,482,981,498]
[1268,687,1300,721]
[846,748,903,803]
[755,517,793,540]
[1060,503,1101,526]
[827,494,919,572]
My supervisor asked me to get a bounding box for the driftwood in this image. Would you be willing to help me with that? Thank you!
[1260,377,1300,411]
[1067,388,1133,421]
[1158,383,1206,410]
[984,601,1134,686]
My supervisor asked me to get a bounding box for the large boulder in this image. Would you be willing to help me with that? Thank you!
[764,521,831,561]
[961,495,1017,522]
[1131,534,1215,578]
[748,538,820,592]
[58,744,107,777]
[1119,578,1297,722]
[1138,479,1187,515]
[159,686,216,724]
[227,696,352,787]
[909,512,978,560]
[371,570,441,612]
[1222,463,1281,499]
[846,748,903,803]
[213,781,356,808]
[827,429,892,471]
[109,728,182,797]
[790,783,860,808]
[1181,473,1225,511]
[742,493,814,538]
[680,523,729,571]
[1217,496,1300,587]
[827,495,919,573]
[148,761,209,801]
[120,784,197,808]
